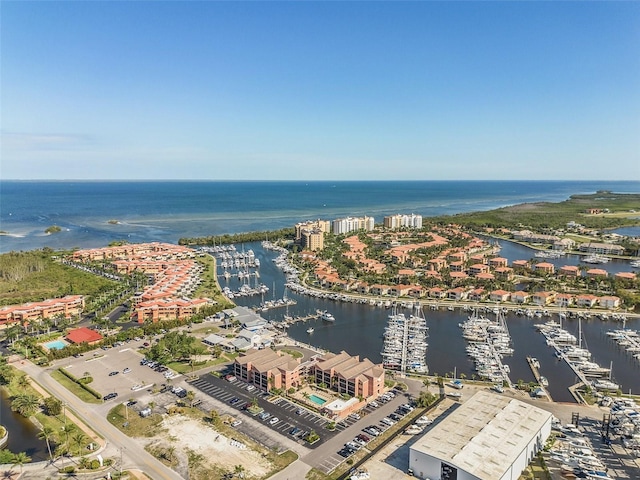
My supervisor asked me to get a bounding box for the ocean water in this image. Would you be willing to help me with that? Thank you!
[1,180,638,253]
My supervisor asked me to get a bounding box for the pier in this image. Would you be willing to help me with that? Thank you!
[526,356,552,400]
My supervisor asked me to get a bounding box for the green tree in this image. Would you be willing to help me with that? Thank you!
[72,432,87,453]
[11,394,40,417]
[11,451,31,475]
[38,426,55,461]
[16,374,30,391]
[43,396,62,416]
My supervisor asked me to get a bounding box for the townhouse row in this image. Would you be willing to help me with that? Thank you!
[0,295,85,326]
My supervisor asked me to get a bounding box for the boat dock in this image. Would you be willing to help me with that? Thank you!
[526,356,552,400]
[278,312,323,327]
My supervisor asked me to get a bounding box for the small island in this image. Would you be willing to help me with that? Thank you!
[44,225,62,234]
[107,219,120,225]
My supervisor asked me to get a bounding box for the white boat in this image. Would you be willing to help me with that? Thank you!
[630,259,640,268]
[306,327,314,334]
[404,425,424,435]
[319,310,336,322]
[582,254,610,264]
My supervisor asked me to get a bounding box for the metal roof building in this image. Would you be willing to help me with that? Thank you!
[409,391,553,480]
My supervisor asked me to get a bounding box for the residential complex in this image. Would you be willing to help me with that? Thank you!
[331,216,375,235]
[233,348,385,407]
[383,213,423,229]
[71,242,213,323]
[0,295,85,327]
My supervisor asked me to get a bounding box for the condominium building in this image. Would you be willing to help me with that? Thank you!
[301,229,324,251]
[294,219,331,241]
[0,295,85,326]
[383,213,423,229]
[234,348,303,392]
[313,351,385,400]
[579,242,625,255]
[331,216,375,235]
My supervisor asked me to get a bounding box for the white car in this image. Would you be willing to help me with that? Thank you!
[269,417,279,425]
[123,368,131,374]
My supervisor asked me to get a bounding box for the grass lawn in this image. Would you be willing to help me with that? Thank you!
[50,369,102,404]
[108,404,165,438]
[279,348,304,359]
[190,324,220,335]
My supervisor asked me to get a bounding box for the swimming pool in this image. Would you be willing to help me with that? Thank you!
[309,394,326,406]
[43,339,68,350]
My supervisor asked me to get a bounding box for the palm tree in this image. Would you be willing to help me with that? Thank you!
[17,374,30,391]
[72,432,86,453]
[12,451,31,475]
[11,394,40,417]
[38,426,55,461]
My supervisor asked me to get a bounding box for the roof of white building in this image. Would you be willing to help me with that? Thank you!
[411,391,552,480]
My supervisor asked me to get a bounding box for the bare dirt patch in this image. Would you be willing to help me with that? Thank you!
[145,414,272,479]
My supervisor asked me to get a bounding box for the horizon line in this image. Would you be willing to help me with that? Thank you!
[2,179,638,183]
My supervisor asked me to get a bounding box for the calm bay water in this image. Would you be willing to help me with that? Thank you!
[0,391,47,459]
[2,180,639,253]
[231,242,640,404]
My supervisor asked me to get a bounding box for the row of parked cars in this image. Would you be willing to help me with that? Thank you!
[338,402,416,459]
[140,358,179,379]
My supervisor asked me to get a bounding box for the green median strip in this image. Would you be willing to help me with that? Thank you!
[51,369,102,404]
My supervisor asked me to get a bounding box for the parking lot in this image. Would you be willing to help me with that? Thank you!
[57,340,179,401]
[189,373,359,446]
[187,372,425,474]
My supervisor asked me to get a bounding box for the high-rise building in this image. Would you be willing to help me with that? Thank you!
[295,219,331,240]
[331,216,375,234]
[383,213,423,229]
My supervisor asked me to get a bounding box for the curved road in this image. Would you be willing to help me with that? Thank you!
[15,360,184,480]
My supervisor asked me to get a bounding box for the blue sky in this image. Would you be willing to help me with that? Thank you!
[2,1,639,180]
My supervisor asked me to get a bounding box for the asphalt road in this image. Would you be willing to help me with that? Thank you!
[15,359,184,480]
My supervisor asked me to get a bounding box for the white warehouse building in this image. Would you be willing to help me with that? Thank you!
[409,391,553,480]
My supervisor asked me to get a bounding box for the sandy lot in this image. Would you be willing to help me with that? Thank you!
[145,414,272,478]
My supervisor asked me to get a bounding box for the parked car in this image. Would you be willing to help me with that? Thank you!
[103,392,118,401]
[123,368,131,374]
[269,417,279,425]
[108,371,119,376]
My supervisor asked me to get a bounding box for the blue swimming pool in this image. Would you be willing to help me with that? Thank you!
[43,339,68,350]
[309,394,326,406]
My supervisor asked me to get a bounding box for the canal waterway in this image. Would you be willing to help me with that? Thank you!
[223,241,640,404]
[0,390,47,460]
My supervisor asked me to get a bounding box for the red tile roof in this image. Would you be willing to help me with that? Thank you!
[66,327,103,344]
